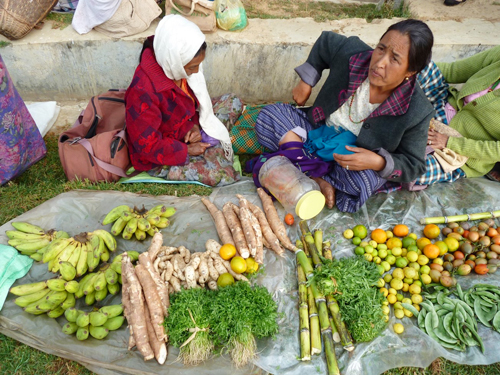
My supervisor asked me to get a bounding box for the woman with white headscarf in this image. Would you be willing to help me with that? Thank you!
[125,15,239,186]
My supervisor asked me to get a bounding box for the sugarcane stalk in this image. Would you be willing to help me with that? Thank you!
[420,210,500,225]
[327,295,354,351]
[329,315,340,343]
[304,234,321,267]
[307,285,322,355]
[322,241,332,260]
[298,264,311,361]
[314,229,323,257]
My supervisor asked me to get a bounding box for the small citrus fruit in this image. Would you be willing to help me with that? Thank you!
[417,254,429,266]
[393,224,409,238]
[219,243,237,260]
[245,257,259,273]
[402,237,416,248]
[423,224,441,239]
[386,230,394,239]
[416,237,432,250]
[408,233,418,240]
[444,237,460,252]
[386,237,403,250]
[371,228,387,244]
[393,323,404,334]
[217,273,235,287]
[353,225,368,239]
[230,256,247,274]
[423,244,440,259]
[394,309,405,319]
[352,237,362,245]
[387,294,397,304]
[343,229,354,239]
[435,240,448,256]
[407,251,419,263]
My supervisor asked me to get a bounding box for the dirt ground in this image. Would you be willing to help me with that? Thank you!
[408,0,500,22]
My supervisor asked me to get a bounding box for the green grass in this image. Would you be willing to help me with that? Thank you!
[2,135,500,374]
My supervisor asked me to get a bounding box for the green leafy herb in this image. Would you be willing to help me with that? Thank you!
[311,255,386,342]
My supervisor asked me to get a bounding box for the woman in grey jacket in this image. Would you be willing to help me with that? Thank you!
[255,19,435,212]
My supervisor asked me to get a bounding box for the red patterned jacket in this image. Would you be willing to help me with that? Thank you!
[125,46,199,171]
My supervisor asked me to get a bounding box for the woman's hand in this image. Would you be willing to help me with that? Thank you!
[333,146,386,171]
[184,124,202,143]
[427,128,449,150]
[187,142,211,156]
[292,80,312,106]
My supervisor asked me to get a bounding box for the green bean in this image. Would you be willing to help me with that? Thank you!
[474,298,493,327]
[425,311,441,343]
[481,303,497,322]
[456,283,464,300]
[464,321,485,353]
[443,312,457,340]
[435,317,458,345]
[401,303,419,317]
[456,300,474,318]
[492,310,500,332]
[437,292,446,306]
[418,308,427,331]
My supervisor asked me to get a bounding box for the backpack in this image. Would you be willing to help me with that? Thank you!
[58,90,131,182]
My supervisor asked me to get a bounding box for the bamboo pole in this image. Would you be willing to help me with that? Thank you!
[307,285,322,355]
[420,210,500,225]
[298,265,311,361]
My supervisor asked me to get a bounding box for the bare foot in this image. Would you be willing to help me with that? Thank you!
[312,177,335,209]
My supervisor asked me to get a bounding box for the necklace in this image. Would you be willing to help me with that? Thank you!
[348,91,369,124]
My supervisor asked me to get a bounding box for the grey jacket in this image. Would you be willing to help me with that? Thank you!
[295,31,434,183]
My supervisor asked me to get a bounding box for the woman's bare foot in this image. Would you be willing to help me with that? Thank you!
[312,177,335,209]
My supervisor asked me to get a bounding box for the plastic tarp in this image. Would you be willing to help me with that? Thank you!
[1,177,500,375]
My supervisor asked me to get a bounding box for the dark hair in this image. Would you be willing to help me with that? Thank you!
[381,19,433,73]
[139,37,207,63]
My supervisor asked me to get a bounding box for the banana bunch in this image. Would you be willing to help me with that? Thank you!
[62,304,125,340]
[10,278,79,318]
[42,229,117,277]
[103,204,176,241]
[6,222,70,262]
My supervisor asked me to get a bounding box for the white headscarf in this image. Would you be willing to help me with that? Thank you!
[153,15,233,160]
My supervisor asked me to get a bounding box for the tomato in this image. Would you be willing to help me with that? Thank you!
[284,213,294,226]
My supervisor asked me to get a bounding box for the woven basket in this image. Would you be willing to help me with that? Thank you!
[0,0,59,40]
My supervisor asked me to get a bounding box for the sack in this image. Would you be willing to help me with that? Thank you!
[58,90,131,182]
[166,0,216,33]
[94,0,161,38]
[214,0,247,31]
[229,104,270,155]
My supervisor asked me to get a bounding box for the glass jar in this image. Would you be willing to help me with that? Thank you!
[258,156,325,220]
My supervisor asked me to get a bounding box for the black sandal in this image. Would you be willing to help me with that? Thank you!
[444,0,467,6]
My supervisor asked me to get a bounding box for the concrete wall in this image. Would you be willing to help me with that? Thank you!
[1,18,499,103]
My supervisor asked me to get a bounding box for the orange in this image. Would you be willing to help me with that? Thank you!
[423,224,441,239]
[416,237,431,250]
[423,244,440,259]
[219,243,237,260]
[386,237,402,250]
[230,256,247,274]
[393,224,409,238]
[371,228,388,244]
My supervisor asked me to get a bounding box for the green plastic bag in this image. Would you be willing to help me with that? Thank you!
[214,0,247,31]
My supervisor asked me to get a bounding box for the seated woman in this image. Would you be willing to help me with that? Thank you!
[414,45,500,186]
[125,15,239,187]
[254,19,435,212]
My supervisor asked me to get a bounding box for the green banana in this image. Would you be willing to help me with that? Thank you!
[137,218,151,231]
[156,217,170,229]
[83,273,98,295]
[55,230,70,239]
[103,205,131,225]
[65,280,80,294]
[160,207,176,218]
[56,241,78,266]
[76,312,90,327]
[67,243,82,268]
[29,253,43,262]
[91,229,117,251]
[120,211,134,222]
[62,322,78,335]
[75,273,95,299]
[76,242,89,277]
[104,268,118,285]
[103,316,125,331]
[99,304,123,318]
[89,325,109,340]
[11,222,45,235]
[64,307,79,322]
[117,274,122,285]
[76,326,89,340]
[24,302,49,315]
[111,250,140,265]
[5,231,47,240]
[61,292,76,310]
[111,217,127,236]
[10,281,47,296]
[95,288,108,302]
[85,291,96,306]
[110,261,122,275]
[100,248,110,262]
[89,311,108,327]
[59,261,77,281]
[122,230,133,240]
[47,279,67,292]
[47,306,65,318]
[47,258,57,273]
[10,238,51,252]
[37,244,50,254]
[124,217,138,234]
[107,282,120,295]
[14,288,50,307]
[146,227,159,237]
[94,272,107,291]
[145,214,161,226]
[88,237,102,272]
[43,238,72,263]
[37,290,67,310]
[134,229,146,241]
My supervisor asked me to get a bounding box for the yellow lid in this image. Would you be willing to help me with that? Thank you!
[295,190,326,220]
